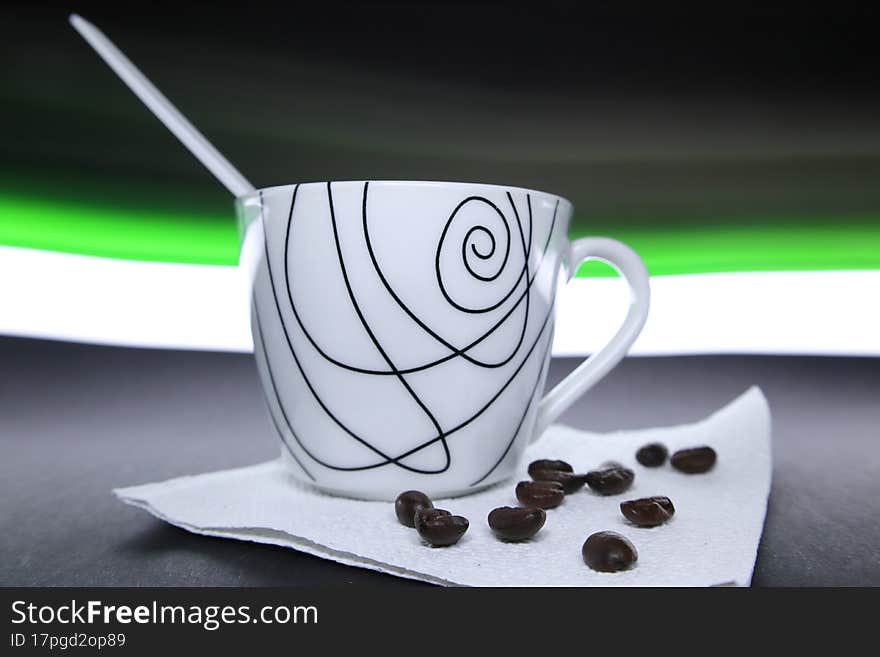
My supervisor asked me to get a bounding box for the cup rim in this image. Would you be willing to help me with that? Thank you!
[236,179,573,208]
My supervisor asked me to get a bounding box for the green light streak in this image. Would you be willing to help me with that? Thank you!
[0,194,238,266]
[1,193,879,276]
[572,223,880,277]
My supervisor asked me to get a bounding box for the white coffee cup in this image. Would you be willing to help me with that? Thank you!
[237,180,649,500]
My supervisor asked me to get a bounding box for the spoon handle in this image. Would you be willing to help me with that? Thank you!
[69,14,255,198]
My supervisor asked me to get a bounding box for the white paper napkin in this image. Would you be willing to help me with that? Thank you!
[115,387,771,586]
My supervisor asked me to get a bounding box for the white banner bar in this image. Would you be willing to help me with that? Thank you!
[2,246,878,356]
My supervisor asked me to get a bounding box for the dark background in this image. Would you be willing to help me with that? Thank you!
[3,0,880,223]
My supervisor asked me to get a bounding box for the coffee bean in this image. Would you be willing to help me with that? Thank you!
[600,460,624,470]
[527,459,573,478]
[530,469,589,494]
[488,506,546,541]
[394,490,434,528]
[414,508,469,546]
[671,446,717,473]
[636,443,668,467]
[582,531,638,572]
[515,480,565,509]
[585,466,634,495]
[620,496,675,527]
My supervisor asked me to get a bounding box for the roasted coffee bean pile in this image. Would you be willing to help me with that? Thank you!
[394,441,717,574]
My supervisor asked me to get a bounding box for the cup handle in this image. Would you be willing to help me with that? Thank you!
[532,237,650,439]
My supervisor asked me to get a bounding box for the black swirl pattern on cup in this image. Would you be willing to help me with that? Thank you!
[253,182,558,486]
[437,195,526,314]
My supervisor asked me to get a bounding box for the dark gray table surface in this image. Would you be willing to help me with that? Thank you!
[1,336,878,586]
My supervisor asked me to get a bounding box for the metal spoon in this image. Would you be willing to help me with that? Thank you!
[69,14,254,198]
